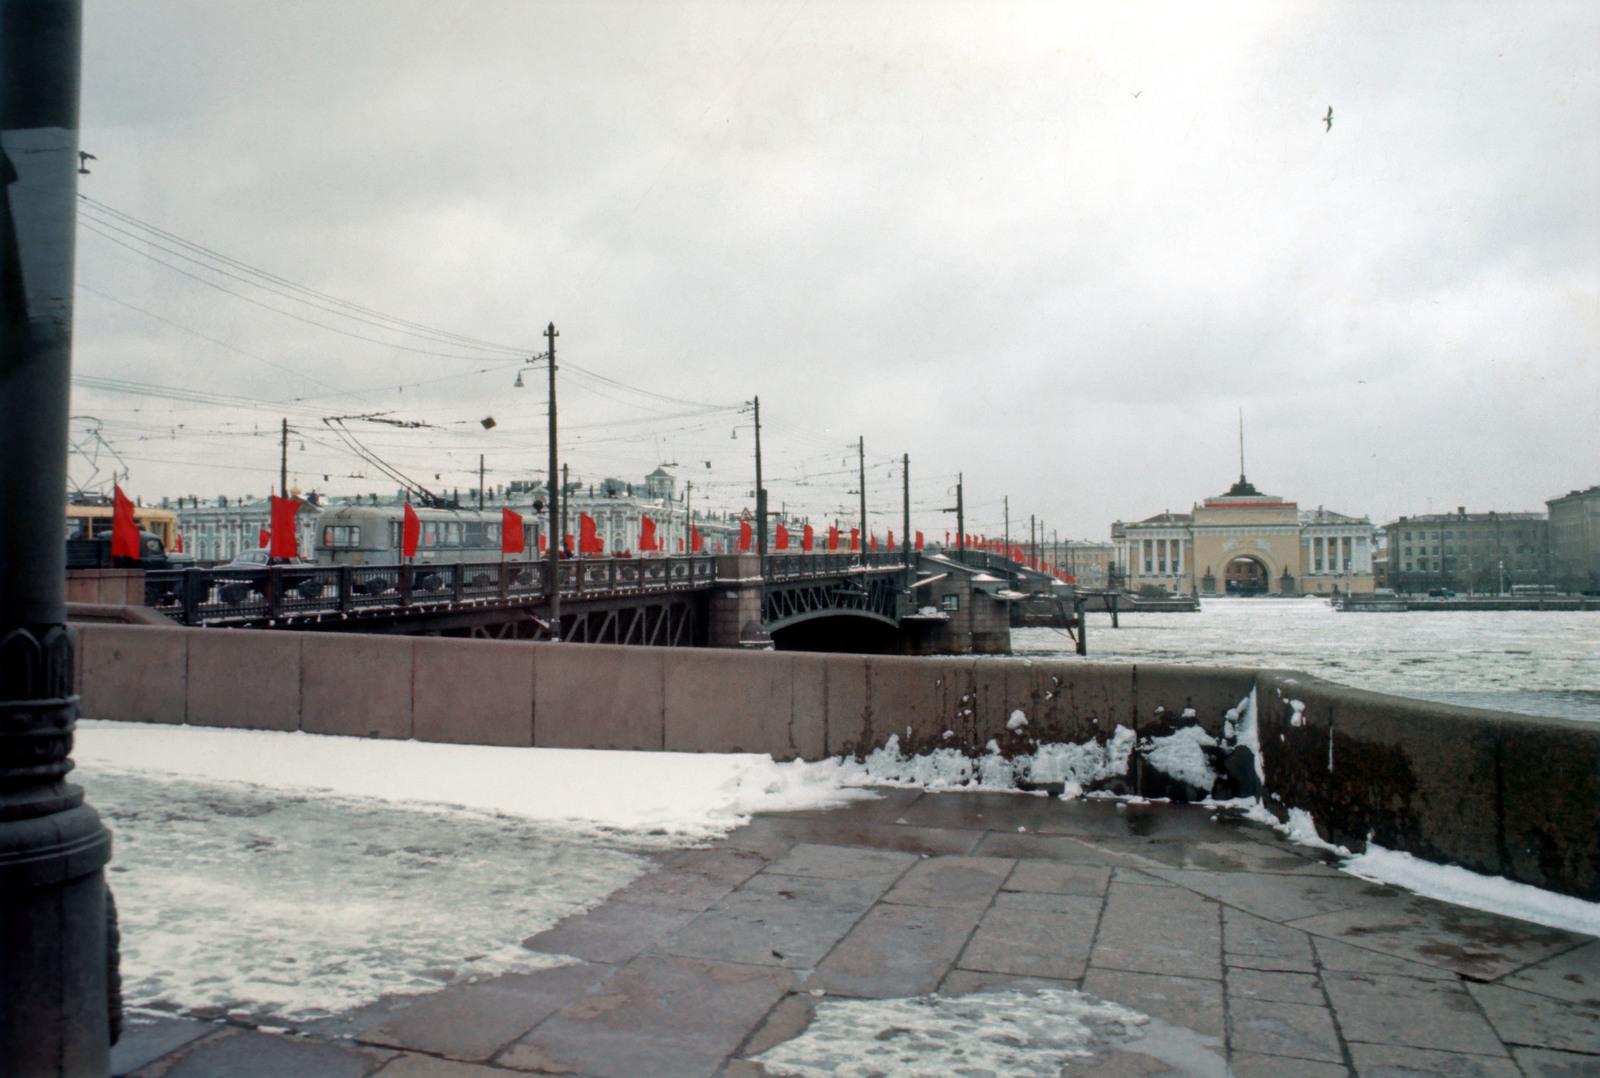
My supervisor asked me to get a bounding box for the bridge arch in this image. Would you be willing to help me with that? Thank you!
[769,609,903,653]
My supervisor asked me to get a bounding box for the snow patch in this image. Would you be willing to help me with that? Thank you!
[1140,726,1217,790]
[1007,709,1029,730]
[751,987,1151,1078]
[1343,844,1600,938]
[76,721,872,839]
[1289,699,1307,727]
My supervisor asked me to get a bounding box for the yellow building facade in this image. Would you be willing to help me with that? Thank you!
[1111,477,1375,596]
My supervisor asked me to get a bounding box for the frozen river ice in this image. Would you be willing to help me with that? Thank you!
[1014,596,1600,721]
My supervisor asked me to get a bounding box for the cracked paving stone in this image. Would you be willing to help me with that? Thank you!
[1346,1043,1524,1077]
[1090,882,1222,982]
[1509,1046,1600,1077]
[879,855,1014,909]
[499,955,795,1078]
[1004,859,1111,896]
[1498,940,1600,1009]
[1322,970,1507,1057]
[814,903,980,998]
[958,900,1102,981]
[1289,897,1585,981]
[1466,981,1600,1054]
[1081,968,1225,1040]
[1226,969,1326,1007]
[1223,907,1318,974]
[1226,997,1343,1064]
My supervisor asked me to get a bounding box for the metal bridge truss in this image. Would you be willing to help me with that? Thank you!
[762,570,905,630]
[455,594,702,647]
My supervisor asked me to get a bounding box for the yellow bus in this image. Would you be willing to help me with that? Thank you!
[65,500,178,551]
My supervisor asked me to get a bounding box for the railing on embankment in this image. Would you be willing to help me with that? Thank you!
[74,623,1599,902]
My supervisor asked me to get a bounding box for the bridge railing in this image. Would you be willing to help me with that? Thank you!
[143,555,720,626]
[761,550,908,581]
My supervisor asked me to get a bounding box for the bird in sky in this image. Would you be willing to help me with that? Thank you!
[78,150,96,174]
[1131,91,1141,99]
[1323,107,1333,132]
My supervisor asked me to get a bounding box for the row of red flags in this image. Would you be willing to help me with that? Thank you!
[111,486,303,561]
[130,485,1068,580]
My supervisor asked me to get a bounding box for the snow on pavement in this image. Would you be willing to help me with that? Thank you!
[75,720,875,1019]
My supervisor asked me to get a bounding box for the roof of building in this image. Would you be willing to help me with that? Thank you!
[647,467,674,479]
[1298,507,1369,525]
[1385,511,1547,526]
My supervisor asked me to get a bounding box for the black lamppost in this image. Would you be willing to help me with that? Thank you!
[1,1,117,1070]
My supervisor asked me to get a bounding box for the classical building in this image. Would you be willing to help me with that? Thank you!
[1380,508,1549,594]
[1547,485,1600,593]
[165,488,320,563]
[1112,476,1375,596]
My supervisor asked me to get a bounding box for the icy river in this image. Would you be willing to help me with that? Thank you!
[1013,596,1600,722]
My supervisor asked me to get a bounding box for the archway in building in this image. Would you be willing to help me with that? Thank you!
[1224,556,1270,596]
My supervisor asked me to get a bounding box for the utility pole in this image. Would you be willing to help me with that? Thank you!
[478,455,485,510]
[545,324,560,635]
[684,479,693,553]
[280,417,289,499]
[753,396,766,559]
[560,463,569,547]
[0,2,116,1070]
[942,474,965,558]
[1030,515,1036,566]
[901,453,911,570]
[1004,496,1010,561]
[857,435,867,553]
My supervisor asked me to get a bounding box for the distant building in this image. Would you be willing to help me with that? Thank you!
[1112,476,1375,596]
[165,487,319,562]
[1545,485,1599,592]
[1379,508,1547,594]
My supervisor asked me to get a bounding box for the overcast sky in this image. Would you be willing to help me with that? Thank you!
[69,1,1597,540]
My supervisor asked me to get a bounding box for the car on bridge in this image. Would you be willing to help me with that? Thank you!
[215,548,322,602]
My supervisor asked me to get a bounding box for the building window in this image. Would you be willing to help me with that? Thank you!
[941,594,959,612]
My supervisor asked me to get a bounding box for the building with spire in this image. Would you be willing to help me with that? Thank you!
[1111,473,1375,596]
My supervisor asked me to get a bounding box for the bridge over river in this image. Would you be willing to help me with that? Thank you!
[126,549,1091,654]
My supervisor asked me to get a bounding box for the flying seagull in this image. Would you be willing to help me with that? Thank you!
[1323,107,1333,133]
[1131,91,1141,99]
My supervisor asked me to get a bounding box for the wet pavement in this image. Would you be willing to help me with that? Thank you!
[114,791,1600,1077]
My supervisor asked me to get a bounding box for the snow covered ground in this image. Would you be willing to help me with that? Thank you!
[74,717,1599,1025]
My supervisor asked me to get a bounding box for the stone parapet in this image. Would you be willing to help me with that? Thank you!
[73,625,1600,900]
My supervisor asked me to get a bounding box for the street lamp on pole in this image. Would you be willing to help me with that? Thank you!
[516,325,559,638]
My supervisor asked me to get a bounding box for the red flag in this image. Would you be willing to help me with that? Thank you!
[802,524,814,552]
[775,523,789,551]
[640,515,657,552]
[916,531,924,550]
[111,484,141,560]
[579,512,602,554]
[849,527,860,551]
[691,525,702,552]
[502,507,525,555]
[538,533,548,554]
[173,532,184,554]
[677,536,684,552]
[270,496,301,559]
[258,527,271,549]
[869,532,877,551]
[827,525,839,551]
[402,503,420,558]
[738,520,752,552]
[887,530,894,550]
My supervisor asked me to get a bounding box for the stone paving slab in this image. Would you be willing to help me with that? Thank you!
[120,790,1600,1078]
[1499,939,1600,1008]
[1321,970,1509,1057]
[813,902,980,997]
[1080,968,1225,1039]
[357,965,611,1062]
[1090,880,1223,981]
[1292,898,1589,981]
[497,955,795,1078]
[1345,1042,1523,1077]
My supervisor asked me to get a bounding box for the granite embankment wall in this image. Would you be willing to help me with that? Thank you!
[75,624,1599,901]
